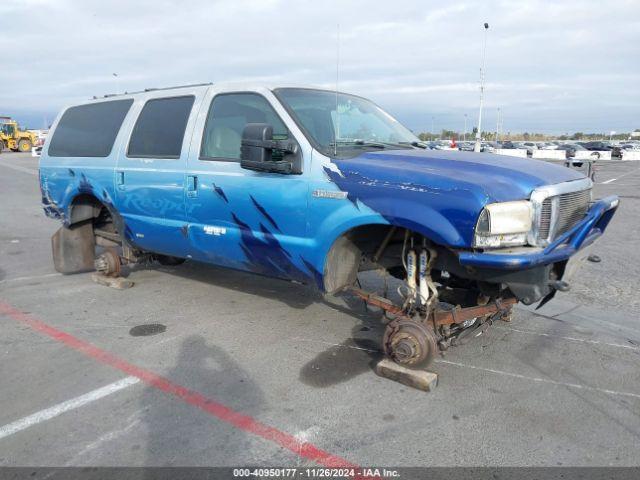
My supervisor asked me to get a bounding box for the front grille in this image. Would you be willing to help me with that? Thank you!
[539,199,553,239]
[556,189,591,236]
[538,188,591,242]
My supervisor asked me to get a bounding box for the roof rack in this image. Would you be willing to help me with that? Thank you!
[92,82,213,100]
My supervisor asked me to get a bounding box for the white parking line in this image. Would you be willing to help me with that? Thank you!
[291,337,379,352]
[0,376,139,441]
[66,412,142,464]
[0,161,38,176]
[493,325,639,351]
[435,360,640,400]
[599,165,640,184]
[0,273,62,284]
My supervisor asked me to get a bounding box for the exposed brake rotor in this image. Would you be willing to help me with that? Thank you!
[383,320,437,369]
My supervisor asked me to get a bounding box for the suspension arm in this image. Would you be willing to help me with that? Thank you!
[432,297,518,326]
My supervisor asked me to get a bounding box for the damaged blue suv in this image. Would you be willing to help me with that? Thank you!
[39,84,618,368]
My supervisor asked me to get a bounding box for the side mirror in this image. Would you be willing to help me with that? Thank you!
[240,123,301,174]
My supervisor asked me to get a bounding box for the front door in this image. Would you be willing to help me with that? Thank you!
[185,91,315,283]
[115,93,201,257]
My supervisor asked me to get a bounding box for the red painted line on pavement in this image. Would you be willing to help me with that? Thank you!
[0,300,358,469]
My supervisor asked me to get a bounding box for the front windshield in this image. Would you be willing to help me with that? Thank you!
[274,88,420,157]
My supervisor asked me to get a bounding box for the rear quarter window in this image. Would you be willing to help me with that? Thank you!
[48,100,133,157]
[127,96,195,158]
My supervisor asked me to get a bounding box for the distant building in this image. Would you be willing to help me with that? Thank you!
[631,130,640,138]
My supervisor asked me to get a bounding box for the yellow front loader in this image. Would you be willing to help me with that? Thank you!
[0,116,38,153]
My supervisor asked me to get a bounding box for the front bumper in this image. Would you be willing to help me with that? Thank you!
[457,195,619,270]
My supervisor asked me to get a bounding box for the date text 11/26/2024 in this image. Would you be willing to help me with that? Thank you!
[232,468,400,478]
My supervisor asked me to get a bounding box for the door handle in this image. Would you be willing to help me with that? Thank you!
[187,175,198,198]
[116,171,125,190]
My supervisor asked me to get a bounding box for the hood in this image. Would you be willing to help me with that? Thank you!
[332,149,585,203]
[325,149,587,247]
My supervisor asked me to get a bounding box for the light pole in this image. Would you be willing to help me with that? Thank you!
[495,107,500,142]
[431,116,435,140]
[464,113,468,141]
[474,23,489,153]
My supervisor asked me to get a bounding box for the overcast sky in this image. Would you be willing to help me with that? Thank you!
[1,0,638,134]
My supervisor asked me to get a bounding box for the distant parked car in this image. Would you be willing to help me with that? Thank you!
[433,141,450,150]
[458,141,475,151]
[481,141,498,153]
[558,143,584,157]
[29,132,48,157]
[620,143,640,151]
[558,144,588,166]
[516,142,538,156]
[580,141,612,152]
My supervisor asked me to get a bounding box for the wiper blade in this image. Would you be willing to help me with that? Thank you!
[399,141,428,149]
[329,140,388,149]
[329,140,415,152]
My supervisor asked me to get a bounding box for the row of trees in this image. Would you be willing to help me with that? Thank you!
[417,129,640,142]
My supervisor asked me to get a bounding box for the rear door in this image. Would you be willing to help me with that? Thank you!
[184,88,314,282]
[115,89,206,257]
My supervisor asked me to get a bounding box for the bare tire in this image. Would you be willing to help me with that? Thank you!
[18,139,32,152]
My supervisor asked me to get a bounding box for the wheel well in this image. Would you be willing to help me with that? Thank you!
[68,194,104,226]
[323,224,421,293]
[68,194,121,241]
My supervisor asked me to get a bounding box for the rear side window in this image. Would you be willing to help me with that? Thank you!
[127,96,195,158]
[48,100,133,157]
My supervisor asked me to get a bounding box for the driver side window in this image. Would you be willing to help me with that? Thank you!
[200,93,288,161]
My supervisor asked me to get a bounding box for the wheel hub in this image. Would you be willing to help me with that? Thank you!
[94,249,121,277]
[393,338,418,362]
[383,320,436,368]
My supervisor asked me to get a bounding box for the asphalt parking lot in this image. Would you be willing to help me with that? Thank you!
[1,152,639,467]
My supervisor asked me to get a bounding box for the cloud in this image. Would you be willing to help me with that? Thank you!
[0,0,638,133]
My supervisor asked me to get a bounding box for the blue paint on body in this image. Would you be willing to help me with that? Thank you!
[325,149,584,247]
[250,195,281,232]
[214,185,228,203]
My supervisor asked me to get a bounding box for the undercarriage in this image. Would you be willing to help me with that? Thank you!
[346,285,516,368]
[343,228,521,369]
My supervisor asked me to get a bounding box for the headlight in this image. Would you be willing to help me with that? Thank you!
[474,201,533,248]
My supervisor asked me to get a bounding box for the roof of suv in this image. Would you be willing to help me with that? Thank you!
[91,83,342,101]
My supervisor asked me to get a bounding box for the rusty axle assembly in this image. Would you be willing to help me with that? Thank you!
[345,286,517,368]
[346,286,516,326]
